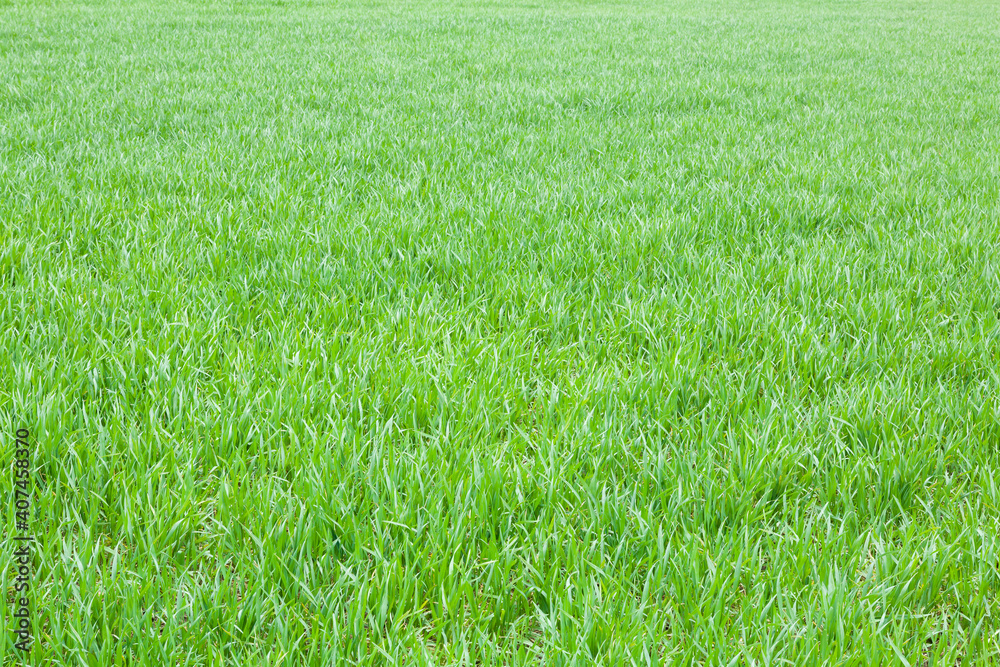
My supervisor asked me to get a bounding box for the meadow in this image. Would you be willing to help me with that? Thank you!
[2,0,1000,664]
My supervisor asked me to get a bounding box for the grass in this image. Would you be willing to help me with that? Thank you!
[2,0,1000,663]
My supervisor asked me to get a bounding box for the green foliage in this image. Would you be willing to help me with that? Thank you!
[2,0,1000,664]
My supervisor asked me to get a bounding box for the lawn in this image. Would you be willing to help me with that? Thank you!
[2,0,1000,664]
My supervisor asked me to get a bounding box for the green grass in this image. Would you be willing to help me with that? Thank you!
[2,0,1000,663]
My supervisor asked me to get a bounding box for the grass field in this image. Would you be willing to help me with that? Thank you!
[2,0,1000,664]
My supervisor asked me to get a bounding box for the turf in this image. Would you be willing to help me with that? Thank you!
[2,0,1000,664]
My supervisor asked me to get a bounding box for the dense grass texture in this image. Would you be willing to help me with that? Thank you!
[3,0,1000,664]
